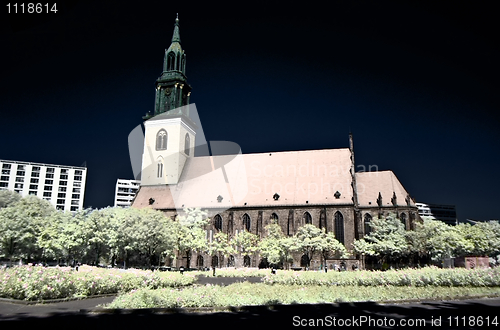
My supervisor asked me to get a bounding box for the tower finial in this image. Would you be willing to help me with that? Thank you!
[171,14,181,43]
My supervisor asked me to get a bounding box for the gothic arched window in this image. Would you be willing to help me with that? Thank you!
[177,54,182,71]
[214,214,222,231]
[400,212,407,230]
[211,255,219,268]
[334,211,345,245]
[242,213,251,232]
[303,212,312,225]
[156,129,168,151]
[184,133,190,155]
[167,52,175,71]
[181,55,186,72]
[364,213,372,236]
[196,255,204,268]
[270,213,278,224]
[243,255,251,267]
[157,161,163,178]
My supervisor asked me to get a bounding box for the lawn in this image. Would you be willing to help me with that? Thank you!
[106,283,500,309]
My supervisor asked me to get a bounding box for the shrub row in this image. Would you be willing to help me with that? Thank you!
[0,265,195,301]
[263,267,500,287]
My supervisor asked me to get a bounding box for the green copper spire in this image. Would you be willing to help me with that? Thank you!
[171,13,181,43]
[143,14,192,120]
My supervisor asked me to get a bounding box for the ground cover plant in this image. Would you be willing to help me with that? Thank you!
[0,265,195,301]
[106,282,500,309]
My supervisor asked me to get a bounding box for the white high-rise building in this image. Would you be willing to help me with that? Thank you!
[114,179,140,207]
[416,202,458,225]
[0,159,87,212]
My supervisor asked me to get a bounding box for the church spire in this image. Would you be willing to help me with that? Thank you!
[171,13,181,43]
[142,15,191,120]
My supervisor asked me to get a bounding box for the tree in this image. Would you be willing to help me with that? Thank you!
[82,208,115,266]
[259,223,297,269]
[0,195,55,262]
[128,208,177,266]
[407,217,471,262]
[293,224,323,269]
[232,230,259,261]
[353,213,408,266]
[319,231,348,270]
[176,208,209,268]
[259,223,286,267]
[208,232,235,267]
[0,190,21,209]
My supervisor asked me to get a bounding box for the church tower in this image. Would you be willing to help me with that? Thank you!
[141,16,196,186]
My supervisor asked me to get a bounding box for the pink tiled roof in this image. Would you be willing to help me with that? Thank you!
[132,148,415,211]
[133,148,354,210]
[355,170,414,207]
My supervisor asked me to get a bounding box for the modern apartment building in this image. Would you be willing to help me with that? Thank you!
[114,179,140,207]
[416,202,458,225]
[0,159,87,212]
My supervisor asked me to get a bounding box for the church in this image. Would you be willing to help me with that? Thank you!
[132,17,420,270]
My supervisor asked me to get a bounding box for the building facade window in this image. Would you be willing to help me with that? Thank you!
[334,211,345,245]
[242,213,251,232]
[364,213,372,236]
[184,133,190,155]
[157,162,163,178]
[214,214,222,231]
[400,212,407,230]
[270,213,279,224]
[156,129,168,150]
[303,212,312,225]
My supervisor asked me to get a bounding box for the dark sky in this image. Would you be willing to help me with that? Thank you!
[1,1,498,221]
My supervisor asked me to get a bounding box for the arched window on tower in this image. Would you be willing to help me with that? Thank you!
[334,211,345,245]
[177,54,182,71]
[400,212,407,230]
[156,129,168,150]
[364,213,372,236]
[270,213,278,224]
[167,52,175,71]
[181,55,186,72]
[242,213,251,232]
[214,214,222,231]
[157,161,163,178]
[303,212,312,225]
[184,133,190,155]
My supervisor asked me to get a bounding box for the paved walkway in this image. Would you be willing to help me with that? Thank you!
[0,296,116,320]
